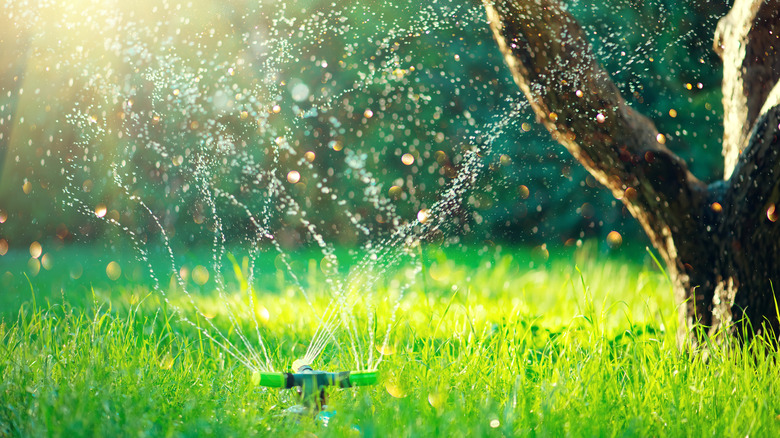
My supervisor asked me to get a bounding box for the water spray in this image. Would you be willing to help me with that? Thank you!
[256,360,378,412]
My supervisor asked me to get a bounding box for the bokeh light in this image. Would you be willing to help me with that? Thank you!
[286,171,301,184]
[41,253,53,270]
[27,258,41,276]
[767,204,778,222]
[95,204,107,218]
[106,261,122,280]
[192,265,210,285]
[606,231,623,249]
[29,241,42,259]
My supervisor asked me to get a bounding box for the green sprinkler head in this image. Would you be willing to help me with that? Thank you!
[256,361,378,410]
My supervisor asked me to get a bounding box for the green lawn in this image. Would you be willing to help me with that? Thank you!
[1,244,779,437]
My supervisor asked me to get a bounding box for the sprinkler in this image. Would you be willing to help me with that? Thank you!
[256,360,378,412]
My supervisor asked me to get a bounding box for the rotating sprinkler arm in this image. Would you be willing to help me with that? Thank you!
[256,364,378,410]
[257,366,378,390]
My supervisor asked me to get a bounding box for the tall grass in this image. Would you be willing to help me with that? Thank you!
[1,245,778,436]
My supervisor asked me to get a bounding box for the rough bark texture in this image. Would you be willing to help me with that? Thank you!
[715,0,780,178]
[484,0,780,343]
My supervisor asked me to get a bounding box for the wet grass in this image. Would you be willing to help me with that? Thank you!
[1,244,779,437]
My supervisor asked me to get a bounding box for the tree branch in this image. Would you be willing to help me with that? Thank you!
[483,0,706,270]
[485,0,780,341]
[714,0,780,178]
[717,104,780,334]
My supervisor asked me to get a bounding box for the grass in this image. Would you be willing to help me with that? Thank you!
[1,243,779,437]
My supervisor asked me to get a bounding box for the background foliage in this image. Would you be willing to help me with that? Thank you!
[0,0,728,252]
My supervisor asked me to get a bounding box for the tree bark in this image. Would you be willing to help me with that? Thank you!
[715,0,780,178]
[484,0,780,343]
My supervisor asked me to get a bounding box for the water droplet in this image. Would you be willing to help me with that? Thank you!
[41,253,53,270]
[0,210,6,223]
[575,90,583,98]
[385,380,406,398]
[29,241,42,259]
[428,391,446,409]
[22,180,32,194]
[669,109,677,118]
[304,151,315,162]
[490,419,500,428]
[624,187,638,201]
[534,244,549,260]
[417,209,430,223]
[70,263,83,279]
[291,83,310,102]
[0,239,7,256]
[159,353,174,370]
[28,258,41,276]
[656,133,666,144]
[363,109,374,118]
[95,204,107,218]
[767,204,778,222]
[106,261,121,280]
[287,170,301,184]
[518,185,530,199]
[192,265,209,285]
[256,306,270,322]
[596,113,605,123]
[375,343,396,355]
[401,153,414,165]
[272,104,281,113]
[389,185,403,199]
[606,231,623,248]
[711,202,723,213]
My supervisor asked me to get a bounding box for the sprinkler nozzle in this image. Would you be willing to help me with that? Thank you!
[254,369,379,389]
[255,366,379,411]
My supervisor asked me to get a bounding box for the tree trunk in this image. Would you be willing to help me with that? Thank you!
[484,0,780,343]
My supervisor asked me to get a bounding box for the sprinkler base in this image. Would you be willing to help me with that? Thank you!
[256,364,379,413]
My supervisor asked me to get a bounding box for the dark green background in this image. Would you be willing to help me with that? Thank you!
[0,0,729,253]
